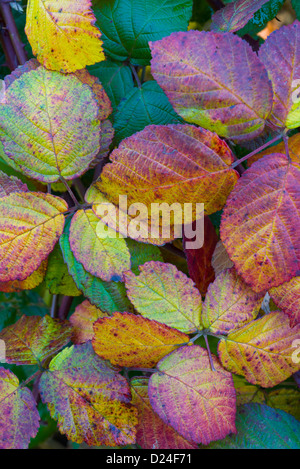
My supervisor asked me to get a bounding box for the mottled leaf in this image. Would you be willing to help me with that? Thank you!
[0,191,67,282]
[70,299,108,344]
[88,124,238,244]
[232,375,265,406]
[59,217,132,314]
[69,209,131,282]
[0,170,28,198]
[247,132,300,168]
[220,154,300,292]
[218,311,300,387]
[0,314,72,365]
[266,388,300,421]
[0,368,40,449]
[0,260,47,293]
[131,377,197,449]
[149,345,236,445]
[25,0,105,72]
[211,240,234,277]
[150,31,273,141]
[92,312,189,368]
[201,268,264,335]
[270,276,300,327]
[211,0,269,33]
[39,342,138,446]
[259,21,300,129]
[93,0,193,65]
[124,261,202,333]
[0,67,101,182]
[205,403,300,449]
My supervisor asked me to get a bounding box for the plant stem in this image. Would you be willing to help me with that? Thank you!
[283,132,291,162]
[130,63,141,88]
[21,370,42,388]
[231,133,284,169]
[0,2,27,65]
[204,334,216,371]
[50,294,58,318]
[59,177,80,207]
[58,295,73,320]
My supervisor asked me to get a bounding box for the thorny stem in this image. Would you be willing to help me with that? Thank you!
[0,2,27,65]
[231,133,285,169]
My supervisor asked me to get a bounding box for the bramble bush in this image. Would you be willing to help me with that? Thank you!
[0,0,299,450]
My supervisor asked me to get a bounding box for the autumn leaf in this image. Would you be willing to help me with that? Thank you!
[148,345,236,445]
[0,67,102,182]
[25,0,105,72]
[87,123,238,244]
[69,209,131,282]
[131,377,197,449]
[247,132,300,168]
[211,0,269,33]
[0,170,28,198]
[201,268,264,335]
[211,240,234,277]
[269,276,300,327]
[150,31,273,141]
[183,216,218,295]
[0,260,47,293]
[220,154,300,292]
[259,21,300,129]
[124,261,202,333]
[218,311,300,388]
[70,299,108,344]
[0,315,72,365]
[92,312,189,368]
[39,342,138,446]
[0,368,40,449]
[0,192,67,282]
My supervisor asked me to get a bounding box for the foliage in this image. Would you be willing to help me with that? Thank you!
[0,0,299,450]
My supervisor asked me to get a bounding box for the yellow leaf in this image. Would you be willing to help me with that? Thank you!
[25,0,105,72]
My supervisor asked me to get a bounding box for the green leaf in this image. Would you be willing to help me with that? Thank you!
[88,59,134,113]
[0,291,48,330]
[113,81,182,144]
[93,0,193,65]
[205,404,300,449]
[59,217,133,314]
[45,243,81,296]
[292,0,300,20]
[233,0,285,37]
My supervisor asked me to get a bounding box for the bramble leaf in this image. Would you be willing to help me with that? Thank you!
[69,209,131,282]
[92,312,189,368]
[93,0,193,65]
[259,21,300,129]
[59,217,132,314]
[0,260,47,293]
[45,243,81,297]
[150,31,273,141]
[201,268,264,335]
[0,368,40,449]
[0,192,67,282]
[0,314,72,365]
[113,81,182,144]
[211,240,234,277]
[131,377,197,449]
[0,170,28,197]
[0,67,102,182]
[205,403,300,449]
[70,299,108,344]
[124,261,202,333]
[149,345,236,445]
[220,154,300,292]
[88,124,238,244]
[25,0,105,72]
[218,311,300,387]
[39,342,138,446]
[269,276,300,327]
[211,0,269,33]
